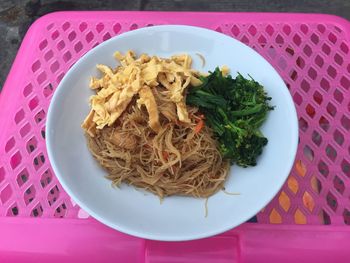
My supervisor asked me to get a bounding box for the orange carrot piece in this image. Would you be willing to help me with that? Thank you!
[194,119,204,133]
[162,151,169,160]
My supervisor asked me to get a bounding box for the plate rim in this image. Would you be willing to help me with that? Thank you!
[46,24,299,241]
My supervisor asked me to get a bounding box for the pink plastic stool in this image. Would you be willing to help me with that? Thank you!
[0,11,350,262]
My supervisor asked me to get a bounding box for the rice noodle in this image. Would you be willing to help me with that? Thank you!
[86,88,230,199]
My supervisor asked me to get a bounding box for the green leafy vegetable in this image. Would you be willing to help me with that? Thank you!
[186,67,274,167]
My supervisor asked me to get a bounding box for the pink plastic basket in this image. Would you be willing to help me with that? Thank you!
[0,11,350,262]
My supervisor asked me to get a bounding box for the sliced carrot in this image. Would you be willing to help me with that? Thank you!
[194,119,205,133]
[162,151,169,161]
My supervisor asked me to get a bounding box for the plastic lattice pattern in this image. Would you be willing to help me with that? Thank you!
[0,12,349,225]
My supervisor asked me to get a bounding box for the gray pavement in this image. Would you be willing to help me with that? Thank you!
[0,0,349,90]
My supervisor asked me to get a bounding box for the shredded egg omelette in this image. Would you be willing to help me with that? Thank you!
[82,51,202,136]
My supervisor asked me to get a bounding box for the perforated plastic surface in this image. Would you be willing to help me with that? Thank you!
[0,12,349,225]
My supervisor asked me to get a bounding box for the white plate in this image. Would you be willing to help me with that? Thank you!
[46,25,298,241]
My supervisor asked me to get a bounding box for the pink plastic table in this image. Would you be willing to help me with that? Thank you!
[0,11,350,262]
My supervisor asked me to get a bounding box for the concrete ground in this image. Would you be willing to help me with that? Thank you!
[0,0,349,89]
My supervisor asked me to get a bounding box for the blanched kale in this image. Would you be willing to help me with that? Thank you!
[187,68,274,167]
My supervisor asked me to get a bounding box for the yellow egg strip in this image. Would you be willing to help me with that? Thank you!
[82,51,202,135]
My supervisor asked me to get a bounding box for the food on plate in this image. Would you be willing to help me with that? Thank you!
[187,68,274,167]
[82,51,229,198]
[81,51,273,199]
